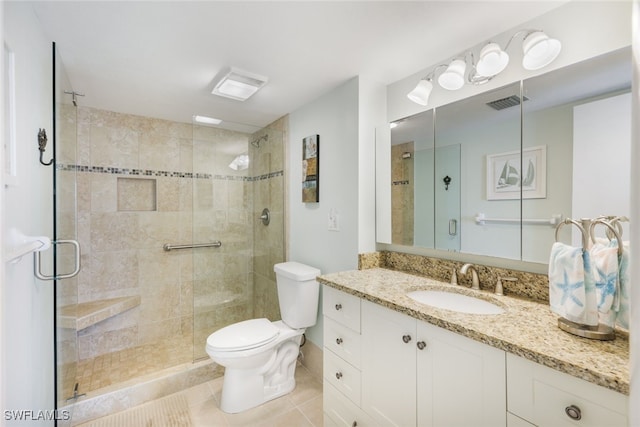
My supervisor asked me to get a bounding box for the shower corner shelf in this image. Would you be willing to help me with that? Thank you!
[59,296,141,331]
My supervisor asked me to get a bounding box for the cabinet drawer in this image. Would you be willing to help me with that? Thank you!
[324,382,376,427]
[534,381,627,427]
[323,285,361,332]
[324,316,362,368]
[507,353,628,427]
[324,346,361,405]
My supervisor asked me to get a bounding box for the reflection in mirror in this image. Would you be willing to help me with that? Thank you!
[436,82,522,259]
[522,47,631,263]
[390,111,434,247]
[383,47,631,265]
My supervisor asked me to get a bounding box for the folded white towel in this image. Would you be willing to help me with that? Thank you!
[548,242,598,326]
[616,241,630,330]
[589,240,620,327]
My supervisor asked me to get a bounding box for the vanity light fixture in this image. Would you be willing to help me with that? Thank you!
[407,78,434,106]
[407,29,561,106]
[438,59,467,90]
[212,67,269,101]
[476,42,509,77]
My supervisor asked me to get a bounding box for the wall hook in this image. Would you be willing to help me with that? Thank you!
[38,128,53,166]
[443,175,451,191]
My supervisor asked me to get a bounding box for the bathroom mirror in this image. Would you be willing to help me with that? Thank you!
[522,47,631,262]
[435,82,521,259]
[387,46,631,264]
[390,110,434,247]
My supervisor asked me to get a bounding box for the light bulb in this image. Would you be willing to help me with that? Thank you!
[438,59,466,90]
[476,43,509,77]
[407,79,433,106]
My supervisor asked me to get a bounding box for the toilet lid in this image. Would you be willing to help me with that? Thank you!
[206,318,280,352]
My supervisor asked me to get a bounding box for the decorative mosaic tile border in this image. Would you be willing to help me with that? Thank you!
[57,164,283,182]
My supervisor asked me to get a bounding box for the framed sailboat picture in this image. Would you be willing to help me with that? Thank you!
[486,145,546,200]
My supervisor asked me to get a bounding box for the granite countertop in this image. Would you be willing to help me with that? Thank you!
[318,268,629,395]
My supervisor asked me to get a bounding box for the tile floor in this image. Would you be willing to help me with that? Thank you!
[71,335,194,394]
[83,363,324,427]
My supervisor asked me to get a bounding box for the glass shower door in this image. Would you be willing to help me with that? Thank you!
[53,43,80,413]
[190,121,285,361]
[191,124,255,360]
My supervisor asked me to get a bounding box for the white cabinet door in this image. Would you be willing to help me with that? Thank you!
[506,353,628,427]
[417,321,506,427]
[361,300,417,427]
[324,382,377,427]
[507,412,536,427]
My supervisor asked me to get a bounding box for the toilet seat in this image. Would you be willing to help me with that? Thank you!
[206,318,279,352]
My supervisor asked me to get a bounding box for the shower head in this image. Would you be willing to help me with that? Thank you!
[251,134,269,148]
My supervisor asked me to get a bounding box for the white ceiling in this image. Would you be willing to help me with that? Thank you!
[30,1,567,132]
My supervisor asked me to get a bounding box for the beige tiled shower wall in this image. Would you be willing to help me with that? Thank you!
[191,123,255,360]
[72,107,276,361]
[391,141,414,245]
[251,116,286,321]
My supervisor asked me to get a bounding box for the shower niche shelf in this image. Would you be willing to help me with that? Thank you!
[59,296,141,331]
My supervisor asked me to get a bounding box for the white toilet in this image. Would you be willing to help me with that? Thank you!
[205,261,320,413]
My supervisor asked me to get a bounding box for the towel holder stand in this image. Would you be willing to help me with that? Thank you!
[589,219,623,256]
[557,318,615,340]
[553,217,617,341]
[554,218,589,249]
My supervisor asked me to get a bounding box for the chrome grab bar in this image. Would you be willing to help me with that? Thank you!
[163,241,222,251]
[34,239,81,281]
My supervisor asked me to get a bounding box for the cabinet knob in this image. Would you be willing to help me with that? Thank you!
[335,303,342,311]
[565,405,582,420]
[416,341,427,350]
[336,337,343,345]
[351,422,357,427]
[335,372,343,380]
[402,334,412,343]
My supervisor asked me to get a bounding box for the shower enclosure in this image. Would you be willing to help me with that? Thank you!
[53,45,286,422]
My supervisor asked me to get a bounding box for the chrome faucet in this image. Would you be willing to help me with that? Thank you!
[459,263,480,290]
[495,277,517,296]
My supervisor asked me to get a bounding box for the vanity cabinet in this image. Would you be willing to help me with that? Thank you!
[323,286,376,427]
[506,353,628,427]
[322,286,628,427]
[361,300,506,427]
[361,299,418,426]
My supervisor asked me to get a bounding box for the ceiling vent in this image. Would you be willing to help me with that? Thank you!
[212,68,268,101]
[486,95,529,110]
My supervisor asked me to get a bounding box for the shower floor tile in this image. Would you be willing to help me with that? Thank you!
[73,335,195,395]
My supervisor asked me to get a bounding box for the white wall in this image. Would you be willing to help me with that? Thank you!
[629,1,639,424]
[0,0,5,419]
[3,2,55,425]
[288,77,360,345]
[572,92,631,244]
[288,76,385,345]
[357,75,386,254]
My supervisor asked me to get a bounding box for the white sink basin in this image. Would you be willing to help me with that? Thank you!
[406,290,504,315]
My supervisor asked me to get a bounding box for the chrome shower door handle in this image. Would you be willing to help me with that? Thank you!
[34,239,81,280]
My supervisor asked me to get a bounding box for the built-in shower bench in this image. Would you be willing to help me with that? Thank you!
[58,296,141,331]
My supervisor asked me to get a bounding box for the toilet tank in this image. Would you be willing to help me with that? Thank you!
[274,262,321,329]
